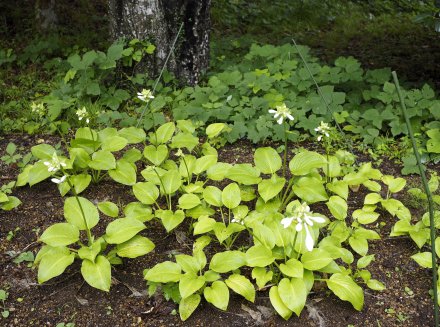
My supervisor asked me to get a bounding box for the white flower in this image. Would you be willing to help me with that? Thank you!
[268,103,294,125]
[315,121,331,142]
[51,175,67,184]
[31,102,45,116]
[281,202,326,251]
[231,217,244,225]
[76,107,90,124]
[43,152,67,173]
[175,149,184,157]
[137,89,154,102]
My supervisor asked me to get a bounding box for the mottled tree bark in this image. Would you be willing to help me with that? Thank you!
[108,0,211,85]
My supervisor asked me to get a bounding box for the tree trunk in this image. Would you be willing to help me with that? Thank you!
[108,0,211,86]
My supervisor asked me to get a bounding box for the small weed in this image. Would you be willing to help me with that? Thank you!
[0,289,10,318]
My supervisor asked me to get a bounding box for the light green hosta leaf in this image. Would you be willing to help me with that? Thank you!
[367,279,386,291]
[178,154,196,179]
[176,254,204,273]
[0,192,8,203]
[382,175,406,193]
[123,148,142,163]
[179,294,201,321]
[353,208,380,224]
[64,196,99,230]
[207,162,232,181]
[203,186,223,207]
[69,147,91,169]
[269,286,293,320]
[411,252,432,268]
[98,127,118,142]
[160,169,181,194]
[326,180,348,200]
[75,127,98,141]
[348,236,368,256]
[78,240,103,262]
[204,281,229,311]
[225,274,255,302]
[213,223,245,244]
[31,144,56,160]
[38,247,75,283]
[105,218,146,244]
[0,196,21,211]
[101,136,127,152]
[124,202,154,222]
[209,251,246,273]
[193,216,216,235]
[193,155,217,175]
[178,194,201,209]
[81,255,111,292]
[326,273,364,311]
[39,223,79,247]
[28,161,52,186]
[206,123,226,139]
[109,159,136,185]
[156,209,185,232]
[246,244,274,267]
[254,147,282,174]
[152,122,175,145]
[116,235,155,258]
[143,144,168,166]
[222,183,241,209]
[278,278,307,316]
[170,132,199,151]
[258,176,285,202]
[326,195,347,220]
[144,261,182,283]
[364,193,382,205]
[88,150,116,170]
[301,248,333,270]
[227,164,261,185]
[327,155,341,177]
[16,165,32,187]
[289,151,326,176]
[279,258,303,278]
[293,176,328,203]
[252,267,273,290]
[70,174,92,194]
[133,182,159,205]
[118,127,146,144]
[179,273,206,299]
[98,201,119,218]
[357,254,375,269]
[363,180,381,192]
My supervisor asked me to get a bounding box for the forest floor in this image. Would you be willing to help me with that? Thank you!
[0,135,435,327]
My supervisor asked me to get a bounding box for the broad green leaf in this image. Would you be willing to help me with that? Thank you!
[170,132,199,151]
[31,144,55,160]
[289,151,326,175]
[124,202,154,222]
[293,177,328,203]
[269,286,293,320]
[143,144,168,166]
[207,162,232,181]
[348,236,368,256]
[254,147,282,174]
[206,123,226,138]
[38,247,75,283]
[326,179,349,200]
[364,193,382,205]
[98,201,119,218]
[326,195,347,220]
[252,223,276,249]
[252,267,273,290]
[153,122,175,144]
[301,248,333,270]
[101,136,127,152]
[81,255,111,292]
[179,273,206,299]
[245,245,274,267]
[28,161,52,186]
[64,196,99,230]
[204,281,229,311]
[0,196,21,211]
[116,235,155,258]
[367,279,386,291]
[156,209,186,232]
[193,155,218,175]
[78,240,102,262]
[326,273,364,311]
[161,169,181,194]
[278,278,307,316]
[122,148,142,163]
[225,274,255,302]
[70,173,92,194]
[203,186,223,207]
[228,164,261,185]
[39,223,79,247]
[279,258,303,278]
[105,218,146,244]
[222,183,241,209]
[118,127,146,144]
[176,254,204,273]
[144,261,182,283]
[88,150,116,170]
[411,252,432,268]
[69,148,91,168]
[193,215,217,235]
[109,159,136,185]
[353,208,380,225]
[209,251,246,273]
[357,255,375,269]
[179,193,201,209]
[382,175,406,193]
[179,294,201,321]
[258,176,285,202]
[133,182,159,205]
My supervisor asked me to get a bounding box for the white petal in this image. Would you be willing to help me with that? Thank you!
[305,226,314,251]
[274,113,280,119]
[277,117,283,124]
[295,222,303,232]
[286,114,294,121]
[311,215,326,224]
[268,109,277,114]
[281,217,293,229]
[317,136,322,141]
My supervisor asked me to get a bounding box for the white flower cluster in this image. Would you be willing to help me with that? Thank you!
[137,89,154,102]
[76,107,90,124]
[281,202,326,251]
[31,102,46,116]
[268,103,294,125]
[314,121,331,141]
[43,152,67,173]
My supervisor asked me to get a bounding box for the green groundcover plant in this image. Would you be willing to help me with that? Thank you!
[12,99,416,321]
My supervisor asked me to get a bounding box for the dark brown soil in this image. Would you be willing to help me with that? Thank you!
[0,135,436,327]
